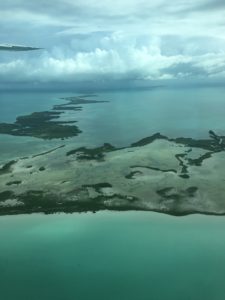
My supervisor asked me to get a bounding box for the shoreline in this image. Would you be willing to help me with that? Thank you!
[1,205,225,218]
[1,208,225,219]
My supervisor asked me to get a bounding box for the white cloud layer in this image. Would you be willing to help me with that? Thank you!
[1,0,225,87]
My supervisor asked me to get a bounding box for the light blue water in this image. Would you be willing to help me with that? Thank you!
[76,87,225,145]
[1,87,225,300]
[1,87,225,163]
[0,211,225,300]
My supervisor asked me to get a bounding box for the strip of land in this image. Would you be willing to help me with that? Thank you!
[0,96,108,139]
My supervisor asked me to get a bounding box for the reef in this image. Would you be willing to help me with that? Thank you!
[1,130,225,216]
[0,110,81,139]
[0,96,108,140]
[59,96,108,105]
[66,143,117,160]
[0,160,17,176]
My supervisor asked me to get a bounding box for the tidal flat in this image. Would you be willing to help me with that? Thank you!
[1,128,225,216]
[1,89,225,217]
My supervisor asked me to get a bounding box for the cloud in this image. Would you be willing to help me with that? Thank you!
[189,0,225,12]
[0,32,225,85]
[0,0,225,87]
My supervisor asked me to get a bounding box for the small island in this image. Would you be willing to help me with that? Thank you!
[0,96,108,140]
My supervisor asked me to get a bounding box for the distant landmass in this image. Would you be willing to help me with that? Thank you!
[0,44,42,51]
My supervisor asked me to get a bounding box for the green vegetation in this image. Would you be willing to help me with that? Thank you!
[157,186,198,200]
[0,191,15,202]
[0,188,139,215]
[59,96,108,105]
[0,95,109,140]
[0,160,17,175]
[6,180,22,186]
[82,182,112,193]
[67,143,116,160]
[1,126,225,216]
[125,171,142,179]
[131,133,167,147]
[130,165,177,174]
[0,111,81,139]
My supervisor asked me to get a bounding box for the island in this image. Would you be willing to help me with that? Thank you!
[1,126,225,216]
[0,96,108,139]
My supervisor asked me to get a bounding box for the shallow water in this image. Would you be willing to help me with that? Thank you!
[1,87,225,162]
[1,87,225,300]
[0,211,225,300]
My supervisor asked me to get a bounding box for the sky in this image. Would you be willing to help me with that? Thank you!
[0,0,225,90]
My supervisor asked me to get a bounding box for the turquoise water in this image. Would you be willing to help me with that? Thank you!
[1,87,225,299]
[1,87,225,163]
[0,212,225,300]
[75,87,225,146]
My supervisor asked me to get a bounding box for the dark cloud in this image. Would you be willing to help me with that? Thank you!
[194,0,225,12]
[173,0,225,16]
[162,62,205,78]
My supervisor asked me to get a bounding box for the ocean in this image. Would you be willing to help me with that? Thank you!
[0,212,225,300]
[1,87,225,162]
[1,86,225,299]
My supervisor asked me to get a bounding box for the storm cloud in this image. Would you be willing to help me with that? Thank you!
[0,0,225,88]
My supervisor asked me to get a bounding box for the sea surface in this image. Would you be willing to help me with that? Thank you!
[1,86,225,162]
[1,87,225,299]
[0,212,225,300]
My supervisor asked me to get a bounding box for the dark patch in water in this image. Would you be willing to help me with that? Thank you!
[0,160,17,175]
[0,96,109,140]
[67,143,117,160]
[6,180,22,186]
